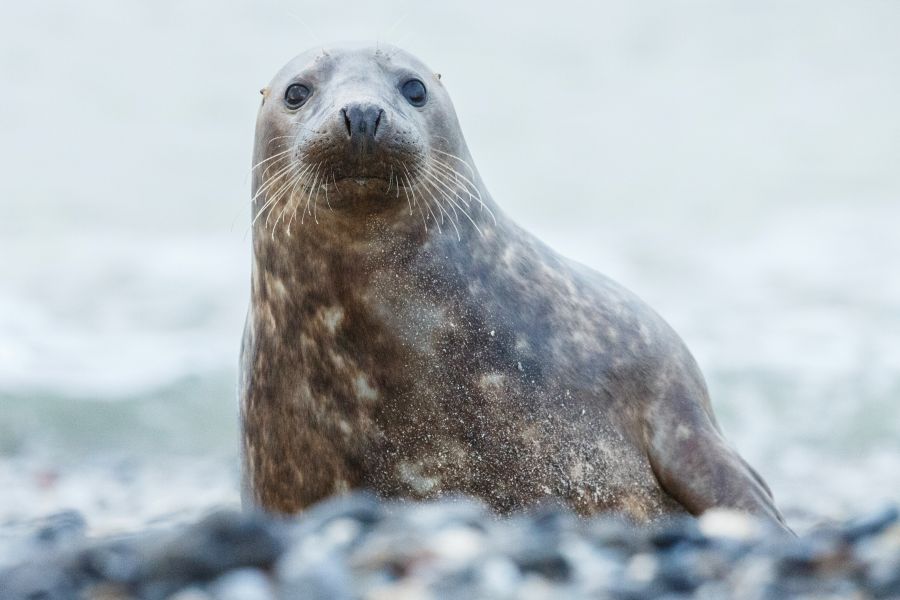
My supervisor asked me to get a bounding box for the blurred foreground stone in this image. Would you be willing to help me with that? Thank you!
[0,494,898,599]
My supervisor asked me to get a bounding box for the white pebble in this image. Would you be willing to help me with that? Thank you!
[699,509,762,540]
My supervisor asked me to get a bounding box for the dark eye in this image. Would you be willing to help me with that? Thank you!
[284,83,311,109]
[401,79,427,107]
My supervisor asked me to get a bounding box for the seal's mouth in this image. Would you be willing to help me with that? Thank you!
[327,166,413,192]
[323,174,397,201]
[324,162,400,192]
[335,176,388,186]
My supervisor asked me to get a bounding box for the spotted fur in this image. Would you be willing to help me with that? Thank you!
[240,44,788,530]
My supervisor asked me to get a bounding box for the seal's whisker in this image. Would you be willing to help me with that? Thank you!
[423,173,460,224]
[330,171,341,201]
[249,153,294,191]
[251,183,281,222]
[425,167,468,218]
[429,168,488,233]
[265,167,304,233]
[425,163,472,209]
[250,148,293,174]
[253,160,291,201]
[403,164,437,228]
[258,159,288,185]
[396,164,413,215]
[302,163,323,225]
[429,156,482,203]
[285,172,309,231]
[429,162,481,206]
[311,162,324,225]
[429,156,482,196]
[248,154,284,179]
[270,162,311,224]
[403,164,441,234]
[286,166,316,234]
[262,179,296,237]
[281,175,305,237]
[240,153,294,232]
[402,173,427,232]
[249,189,281,233]
[324,170,334,211]
[420,177,461,240]
[251,159,296,205]
[423,168,483,236]
[430,157,497,225]
[251,169,295,229]
[298,164,318,225]
[430,175,477,234]
[265,135,295,148]
[420,188,442,234]
[284,162,318,235]
[287,170,315,231]
[431,148,477,179]
[310,162,325,218]
[429,157,481,201]
[268,167,304,224]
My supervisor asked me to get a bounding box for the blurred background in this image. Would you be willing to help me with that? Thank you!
[1,0,898,533]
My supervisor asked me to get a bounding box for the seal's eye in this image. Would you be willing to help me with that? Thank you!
[401,79,427,107]
[284,84,311,109]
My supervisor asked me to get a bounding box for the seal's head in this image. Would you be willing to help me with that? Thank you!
[253,44,476,226]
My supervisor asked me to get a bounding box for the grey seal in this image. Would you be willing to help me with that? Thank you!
[239,43,788,530]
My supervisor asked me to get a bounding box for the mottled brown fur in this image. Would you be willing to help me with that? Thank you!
[240,44,789,530]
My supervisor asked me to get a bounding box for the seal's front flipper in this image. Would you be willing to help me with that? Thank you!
[645,387,791,533]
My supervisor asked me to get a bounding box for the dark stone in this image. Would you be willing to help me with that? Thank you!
[32,511,87,549]
[773,541,820,577]
[290,492,384,537]
[655,549,704,593]
[513,549,571,582]
[648,517,708,551]
[840,506,899,542]
[773,532,847,580]
[584,517,641,555]
[606,579,663,600]
[0,560,80,600]
[529,503,575,533]
[865,556,900,598]
[430,566,481,599]
[79,539,141,583]
[132,510,282,599]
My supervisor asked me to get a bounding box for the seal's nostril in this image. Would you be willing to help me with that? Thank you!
[342,104,385,146]
[373,109,384,136]
[342,108,352,137]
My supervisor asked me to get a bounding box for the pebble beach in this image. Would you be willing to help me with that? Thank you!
[2,493,899,599]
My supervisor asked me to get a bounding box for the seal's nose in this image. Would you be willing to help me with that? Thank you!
[342,104,384,152]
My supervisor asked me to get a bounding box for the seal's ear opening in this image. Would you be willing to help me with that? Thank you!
[259,87,269,106]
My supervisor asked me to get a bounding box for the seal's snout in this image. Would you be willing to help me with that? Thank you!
[341,103,384,153]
